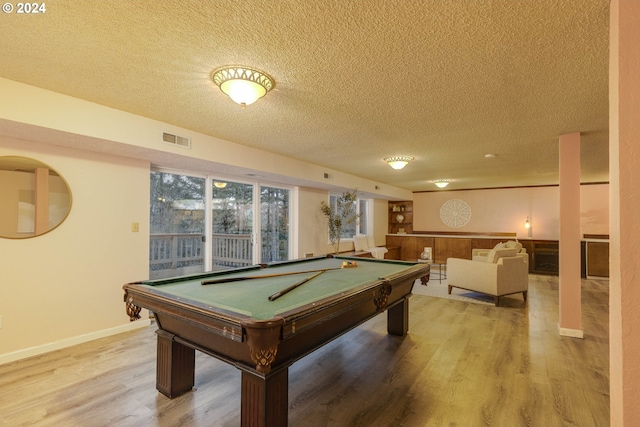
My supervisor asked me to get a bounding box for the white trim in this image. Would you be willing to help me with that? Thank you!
[290,186,299,259]
[558,324,584,339]
[204,177,213,271]
[0,319,151,366]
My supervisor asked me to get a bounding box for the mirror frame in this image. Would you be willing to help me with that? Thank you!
[0,156,73,239]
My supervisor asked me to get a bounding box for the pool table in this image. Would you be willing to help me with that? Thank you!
[123,256,430,427]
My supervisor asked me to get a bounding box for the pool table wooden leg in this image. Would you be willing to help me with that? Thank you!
[155,329,195,398]
[241,367,289,427]
[387,297,409,336]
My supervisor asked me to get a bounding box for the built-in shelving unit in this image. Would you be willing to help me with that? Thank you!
[388,201,413,234]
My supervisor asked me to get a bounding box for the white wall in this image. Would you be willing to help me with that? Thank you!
[0,137,150,362]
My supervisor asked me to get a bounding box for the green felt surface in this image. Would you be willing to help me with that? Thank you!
[139,258,414,320]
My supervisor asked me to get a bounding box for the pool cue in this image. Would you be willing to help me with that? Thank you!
[268,270,326,301]
[201,267,342,285]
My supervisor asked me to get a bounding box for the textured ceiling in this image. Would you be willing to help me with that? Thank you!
[0,0,610,192]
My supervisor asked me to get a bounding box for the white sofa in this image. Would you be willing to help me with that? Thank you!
[353,235,388,259]
[447,246,529,306]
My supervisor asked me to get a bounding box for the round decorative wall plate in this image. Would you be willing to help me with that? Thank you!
[396,214,405,223]
[440,199,471,228]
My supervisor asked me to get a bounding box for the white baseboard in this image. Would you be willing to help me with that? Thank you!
[558,324,584,339]
[0,319,151,366]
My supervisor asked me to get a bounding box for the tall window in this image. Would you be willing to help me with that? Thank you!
[358,199,368,235]
[328,193,369,239]
[149,171,206,279]
[211,181,254,269]
[261,186,289,263]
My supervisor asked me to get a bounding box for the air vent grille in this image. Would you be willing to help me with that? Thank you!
[162,132,191,149]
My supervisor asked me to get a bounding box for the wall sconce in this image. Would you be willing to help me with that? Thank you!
[211,66,274,107]
[384,156,413,170]
[524,216,532,237]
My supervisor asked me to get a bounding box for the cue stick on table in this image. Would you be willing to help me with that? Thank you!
[267,270,326,301]
[201,267,343,285]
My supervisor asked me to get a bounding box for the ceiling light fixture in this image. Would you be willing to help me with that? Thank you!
[384,156,414,170]
[433,179,451,189]
[213,181,227,188]
[211,66,274,107]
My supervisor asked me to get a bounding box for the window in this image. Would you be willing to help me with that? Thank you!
[150,169,292,276]
[211,181,254,269]
[328,193,369,240]
[149,171,206,279]
[260,185,289,263]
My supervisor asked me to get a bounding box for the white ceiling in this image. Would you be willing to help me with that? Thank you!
[0,0,610,192]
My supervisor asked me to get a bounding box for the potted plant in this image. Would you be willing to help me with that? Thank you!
[320,189,361,254]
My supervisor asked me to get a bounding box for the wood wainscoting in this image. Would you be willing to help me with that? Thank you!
[386,233,609,278]
[386,232,516,263]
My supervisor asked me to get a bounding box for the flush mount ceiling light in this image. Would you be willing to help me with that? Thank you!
[213,181,227,188]
[433,179,451,189]
[211,66,274,106]
[384,156,414,170]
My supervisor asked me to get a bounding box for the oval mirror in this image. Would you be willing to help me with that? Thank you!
[0,156,72,239]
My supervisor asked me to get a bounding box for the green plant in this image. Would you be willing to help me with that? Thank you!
[320,189,361,254]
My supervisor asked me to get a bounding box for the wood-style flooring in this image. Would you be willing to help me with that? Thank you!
[0,275,610,427]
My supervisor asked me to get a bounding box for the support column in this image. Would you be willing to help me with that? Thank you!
[558,132,582,338]
[609,1,640,425]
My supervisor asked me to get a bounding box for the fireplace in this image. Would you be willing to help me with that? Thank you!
[531,242,559,275]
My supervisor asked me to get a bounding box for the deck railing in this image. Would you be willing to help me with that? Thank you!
[150,233,287,278]
[211,233,253,268]
[149,233,255,276]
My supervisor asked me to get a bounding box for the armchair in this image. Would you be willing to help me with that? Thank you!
[447,248,529,306]
[472,240,526,261]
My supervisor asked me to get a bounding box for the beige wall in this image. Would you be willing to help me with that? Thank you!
[413,184,609,240]
[0,79,397,362]
[296,187,331,257]
[609,1,640,424]
[0,137,150,362]
[0,78,412,203]
[371,198,390,245]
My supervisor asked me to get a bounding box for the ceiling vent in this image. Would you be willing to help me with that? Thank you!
[162,132,191,149]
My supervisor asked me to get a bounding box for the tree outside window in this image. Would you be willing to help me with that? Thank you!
[321,190,367,254]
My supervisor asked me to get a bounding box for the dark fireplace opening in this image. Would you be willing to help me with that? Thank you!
[532,243,559,275]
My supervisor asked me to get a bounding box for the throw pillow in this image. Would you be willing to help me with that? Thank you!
[493,242,506,249]
[493,248,519,263]
[505,240,523,251]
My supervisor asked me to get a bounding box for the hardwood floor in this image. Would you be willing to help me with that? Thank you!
[0,275,609,427]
